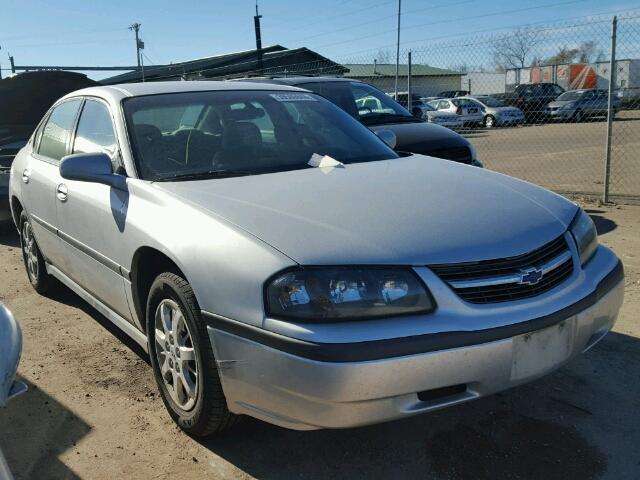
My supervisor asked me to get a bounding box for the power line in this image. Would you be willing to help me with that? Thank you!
[309,0,591,52]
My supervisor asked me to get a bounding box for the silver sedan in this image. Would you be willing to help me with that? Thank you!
[9,81,623,436]
[464,95,525,128]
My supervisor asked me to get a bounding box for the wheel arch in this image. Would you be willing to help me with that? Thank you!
[10,195,24,228]
[130,246,191,334]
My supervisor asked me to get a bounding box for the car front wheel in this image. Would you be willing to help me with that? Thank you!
[147,272,236,437]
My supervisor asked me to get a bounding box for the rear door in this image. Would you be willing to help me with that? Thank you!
[22,99,82,268]
[55,98,133,321]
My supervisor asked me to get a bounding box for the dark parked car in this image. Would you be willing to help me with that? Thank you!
[545,89,620,122]
[497,83,565,122]
[235,77,481,166]
[0,71,98,225]
[437,90,469,98]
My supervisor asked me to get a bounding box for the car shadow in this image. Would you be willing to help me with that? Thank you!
[46,285,149,363]
[0,376,91,480]
[586,209,618,235]
[198,331,640,480]
[0,224,20,248]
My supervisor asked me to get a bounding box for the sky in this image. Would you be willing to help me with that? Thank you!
[1,0,639,80]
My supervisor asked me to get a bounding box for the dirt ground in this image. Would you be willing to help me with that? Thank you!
[0,201,638,480]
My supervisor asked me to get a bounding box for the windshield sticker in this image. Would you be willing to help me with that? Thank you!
[269,93,317,102]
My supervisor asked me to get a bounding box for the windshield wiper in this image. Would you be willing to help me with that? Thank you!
[155,169,261,182]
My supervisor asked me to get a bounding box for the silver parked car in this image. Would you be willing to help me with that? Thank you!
[545,89,620,122]
[9,82,624,436]
[464,95,525,128]
[427,98,484,126]
[1,304,27,480]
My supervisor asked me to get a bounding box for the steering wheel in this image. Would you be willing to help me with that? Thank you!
[358,106,373,115]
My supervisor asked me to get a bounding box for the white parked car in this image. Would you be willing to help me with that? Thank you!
[427,98,484,127]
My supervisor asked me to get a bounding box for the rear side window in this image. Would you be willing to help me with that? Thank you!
[38,99,82,161]
[73,100,117,156]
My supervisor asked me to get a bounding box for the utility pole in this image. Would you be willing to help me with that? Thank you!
[129,23,142,68]
[254,1,264,75]
[394,0,402,97]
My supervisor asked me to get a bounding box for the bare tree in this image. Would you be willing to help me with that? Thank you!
[545,46,579,65]
[376,49,392,64]
[492,27,541,70]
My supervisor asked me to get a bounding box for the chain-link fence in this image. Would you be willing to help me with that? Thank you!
[329,12,640,203]
[206,12,640,203]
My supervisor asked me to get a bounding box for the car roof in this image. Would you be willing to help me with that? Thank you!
[59,80,308,103]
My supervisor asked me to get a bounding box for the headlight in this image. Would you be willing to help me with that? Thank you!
[570,209,598,265]
[266,267,435,321]
[559,102,575,111]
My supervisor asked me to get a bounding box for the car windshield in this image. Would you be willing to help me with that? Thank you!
[123,90,399,181]
[299,81,418,126]
[476,96,504,107]
[557,91,585,101]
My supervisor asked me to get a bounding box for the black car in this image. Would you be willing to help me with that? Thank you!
[0,71,98,225]
[234,77,481,167]
[497,83,565,122]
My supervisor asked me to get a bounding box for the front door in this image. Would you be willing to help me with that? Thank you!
[55,98,133,321]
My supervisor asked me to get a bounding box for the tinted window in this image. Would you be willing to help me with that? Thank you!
[73,100,117,157]
[124,90,399,181]
[301,81,412,125]
[38,100,82,161]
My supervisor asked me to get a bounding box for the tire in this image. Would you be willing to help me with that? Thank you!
[147,272,236,437]
[484,115,495,128]
[19,211,55,294]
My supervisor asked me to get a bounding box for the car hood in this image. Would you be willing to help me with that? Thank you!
[368,121,468,153]
[155,155,577,265]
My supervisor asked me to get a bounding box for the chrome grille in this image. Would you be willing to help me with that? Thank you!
[429,235,574,304]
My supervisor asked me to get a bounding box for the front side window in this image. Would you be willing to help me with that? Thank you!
[124,90,399,181]
[38,99,82,161]
[73,100,118,157]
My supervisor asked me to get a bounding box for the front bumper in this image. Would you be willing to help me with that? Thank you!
[546,108,574,120]
[206,249,623,431]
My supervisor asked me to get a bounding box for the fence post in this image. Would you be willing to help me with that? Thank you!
[603,15,617,203]
[407,50,412,113]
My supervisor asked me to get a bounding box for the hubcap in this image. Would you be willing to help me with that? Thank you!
[22,221,39,281]
[154,299,198,411]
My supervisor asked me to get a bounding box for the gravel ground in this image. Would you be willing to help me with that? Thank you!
[466,112,640,202]
[0,201,638,480]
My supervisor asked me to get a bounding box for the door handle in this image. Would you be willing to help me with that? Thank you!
[22,169,31,184]
[56,183,68,202]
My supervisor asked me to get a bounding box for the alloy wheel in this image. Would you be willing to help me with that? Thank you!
[22,220,39,282]
[154,299,198,411]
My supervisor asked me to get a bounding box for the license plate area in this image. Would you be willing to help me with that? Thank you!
[510,318,575,381]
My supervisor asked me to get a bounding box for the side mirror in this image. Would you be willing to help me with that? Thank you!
[375,129,397,149]
[60,153,124,189]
